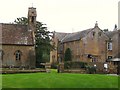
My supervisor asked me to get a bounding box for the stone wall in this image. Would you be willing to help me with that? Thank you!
[63,27,109,63]
[50,36,58,64]
[50,26,120,73]
[2,45,36,68]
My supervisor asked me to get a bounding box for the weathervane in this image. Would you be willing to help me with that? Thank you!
[32,3,33,7]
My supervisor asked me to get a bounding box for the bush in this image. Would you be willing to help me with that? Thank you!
[64,48,72,61]
[51,64,57,69]
[64,61,71,69]
[86,66,96,74]
[64,61,87,69]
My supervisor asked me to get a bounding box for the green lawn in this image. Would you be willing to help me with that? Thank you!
[1,69,119,88]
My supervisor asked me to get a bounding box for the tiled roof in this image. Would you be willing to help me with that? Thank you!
[0,23,34,45]
[62,28,92,42]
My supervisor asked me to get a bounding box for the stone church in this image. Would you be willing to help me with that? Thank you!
[0,7,37,68]
[50,22,120,73]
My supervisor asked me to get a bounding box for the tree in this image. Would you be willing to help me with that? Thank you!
[14,17,28,25]
[64,48,72,61]
[14,17,54,67]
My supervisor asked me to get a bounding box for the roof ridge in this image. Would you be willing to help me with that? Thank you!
[61,33,71,42]
[0,23,27,26]
[62,28,93,43]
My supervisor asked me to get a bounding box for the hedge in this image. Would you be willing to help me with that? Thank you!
[64,61,87,69]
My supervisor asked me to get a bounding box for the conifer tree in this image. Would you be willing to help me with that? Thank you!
[64,48,72,61]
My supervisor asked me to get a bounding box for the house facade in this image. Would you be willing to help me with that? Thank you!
[0,7,37,68]
[50,22,120,73]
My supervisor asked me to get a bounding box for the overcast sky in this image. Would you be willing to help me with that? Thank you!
[0,0,119,32]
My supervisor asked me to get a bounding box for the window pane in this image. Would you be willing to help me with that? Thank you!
[109,42,112,50]
[107,42,112,50]
[108,56,112,59]
[15,51,21,61]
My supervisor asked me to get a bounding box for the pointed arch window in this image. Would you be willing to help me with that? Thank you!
[15,50,22,61]
[31,16,34,23]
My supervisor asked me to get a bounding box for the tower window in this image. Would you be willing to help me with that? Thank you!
[31,16,34,23]
[15,50,22,61]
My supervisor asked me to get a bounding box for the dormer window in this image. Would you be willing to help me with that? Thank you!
[107,42,112,51]
[15,50,22,61]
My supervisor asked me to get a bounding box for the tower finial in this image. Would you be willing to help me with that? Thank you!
[95,21,98,27]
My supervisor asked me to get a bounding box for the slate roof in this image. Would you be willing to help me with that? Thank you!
[62,28,92,43]
[0,23,34,45]
[104,30,118,38]
[55,32,70,41]
[55,25,120,43]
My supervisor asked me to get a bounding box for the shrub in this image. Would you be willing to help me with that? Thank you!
[86,66,96,74]
[64,61,71,69]
[64,48,72,61]
[51,63,58,69]
[64,61,87,69]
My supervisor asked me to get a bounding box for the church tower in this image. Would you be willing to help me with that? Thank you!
[28,7,37,32]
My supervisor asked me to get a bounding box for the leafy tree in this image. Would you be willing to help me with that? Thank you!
[64,48,72,61]
[14,17,54,67]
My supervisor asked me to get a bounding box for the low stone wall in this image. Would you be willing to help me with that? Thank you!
[1,69,46,74]
[45,63,51,73]
[58,62,86,73]
[64,69,86,73]
[58,62,118,74]
[58,63,64,73]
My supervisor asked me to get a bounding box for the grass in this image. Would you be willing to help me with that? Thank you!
[1,69,119,88]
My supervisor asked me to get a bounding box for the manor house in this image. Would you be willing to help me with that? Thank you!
[50,22,120,73]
